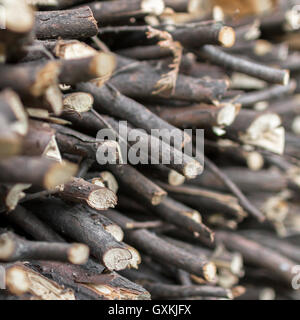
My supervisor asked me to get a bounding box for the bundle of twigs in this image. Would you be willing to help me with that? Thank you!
[0,0,300,300]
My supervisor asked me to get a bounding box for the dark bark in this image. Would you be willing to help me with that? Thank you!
[0,156,77,189]
[199,45,289,85]
[109,55,229,103]
[29,199,132,271]
[107,164,166,206]
[34,6,98,39]
[215,231,296,285]
[105,209,217,281]
[6,205,64,242]
[0,230,89,264]
[76,82,191,146]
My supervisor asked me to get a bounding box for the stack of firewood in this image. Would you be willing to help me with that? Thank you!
[0,0,300,300]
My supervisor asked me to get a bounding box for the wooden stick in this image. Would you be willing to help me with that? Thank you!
[226,109,285,155]
[110,55,229,103]
[234,81,296,108]
[26,0,87,9]
[199,45,290,85]
[31,260,150,300]
[0,230,89,265]
[34,6,98,39]
[149,102,240,129]
[148,196,214,241]
[160,183,247,220]
[169,22,235,48]
[140,164,186,186]
[21,120,61,161]
[107,164,166,206]
[215,231,296,285]
[58,53,116,85]
[85,0,165,25]
[77,82,192,146]
[30,199,132,271]
[239,230,300,264]
[189,167,288,194]
[1,263,30,296]
[105,209,217,281]
[0,157,77,189]
[204,156,265,222]
[51,123,122,164]
[24,85,63,115]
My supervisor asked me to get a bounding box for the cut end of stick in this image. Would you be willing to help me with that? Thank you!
[103,248,132,271]
[87,188,117,210]
[246,151,264,171]
[241,113,285,155]
[91,53,116,80]
[44,160,78,190]
[0,232,15,260]
[63,92,94,113]
[230,253,244,276]
[99,171,119,194]
[203,262,217,282]
[6,183,31,211]
[285,8,300,31]
[68,243,90,265]
[55,40,97,60]
[32,62,61,97]
[5,266,30,296]
[183,160,203,179]
[126,245,141,269]
[168,170,185,186]
[151,190,167,206]
[219,26,236,48]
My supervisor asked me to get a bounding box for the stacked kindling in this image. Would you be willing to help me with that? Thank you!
[0,0,300,300]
